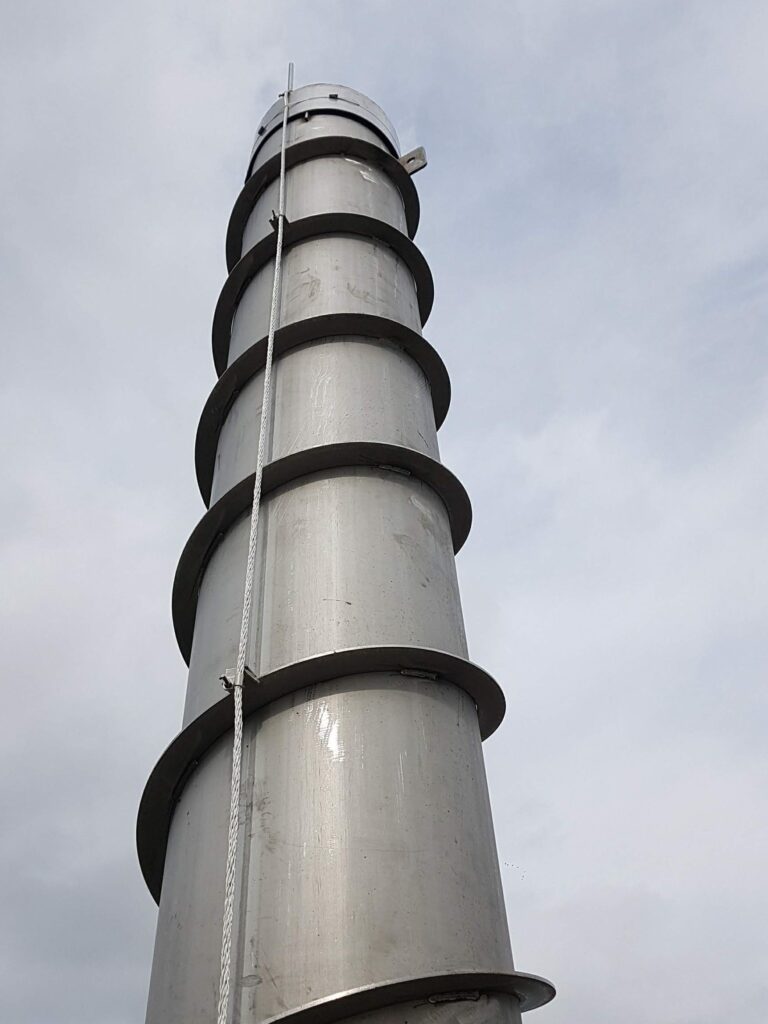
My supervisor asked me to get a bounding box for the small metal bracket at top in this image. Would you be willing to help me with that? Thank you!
[399,146,428,175]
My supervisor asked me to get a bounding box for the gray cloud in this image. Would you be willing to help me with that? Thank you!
[1,1,766,1022]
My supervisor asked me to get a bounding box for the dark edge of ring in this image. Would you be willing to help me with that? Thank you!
[173,441,472,663]
[137,647,506,901]
[195,315,451,505]
[257,972,557,1021]
[247,108,399,180]
[213,213,434,376]
[228,135,420,270]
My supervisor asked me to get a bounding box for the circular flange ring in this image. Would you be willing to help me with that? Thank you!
[228,135,420,271]
[257,972,557,1022]
[137,646,507,901]
[173,441,473,663]
[195,314,451,506]
[213,213,434,376]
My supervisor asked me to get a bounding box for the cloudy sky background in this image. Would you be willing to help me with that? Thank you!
[1,1,767,1021]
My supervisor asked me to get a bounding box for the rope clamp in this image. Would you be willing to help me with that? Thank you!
[269,211,290,232]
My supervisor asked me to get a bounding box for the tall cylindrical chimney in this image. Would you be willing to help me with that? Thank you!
[139,82,554,1024]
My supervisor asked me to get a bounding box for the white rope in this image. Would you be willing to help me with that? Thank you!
[216,63,294,1024]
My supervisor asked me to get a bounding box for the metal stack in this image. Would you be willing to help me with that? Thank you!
[139,82,554,1024]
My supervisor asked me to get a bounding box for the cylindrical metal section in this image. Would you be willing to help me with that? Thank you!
[241,156,408,256]
[228,235,423,368]
[209,337,440,503]
[252,113,391,173]
[141,82,553,1024]
[146,677,520,1024]
[184,469,467,727]
[249,84,399,176]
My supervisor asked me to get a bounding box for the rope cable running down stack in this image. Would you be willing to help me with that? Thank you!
[215,62,294,1024]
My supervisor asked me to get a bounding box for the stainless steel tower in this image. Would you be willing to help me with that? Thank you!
[139,82,554,1024]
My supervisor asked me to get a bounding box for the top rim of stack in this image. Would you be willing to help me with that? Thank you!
[247,83,401,179]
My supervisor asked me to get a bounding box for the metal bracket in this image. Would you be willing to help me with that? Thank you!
[221,669,260,691]
[427,991,481,1005]
[399,146,427,175]
[269,211,290,232]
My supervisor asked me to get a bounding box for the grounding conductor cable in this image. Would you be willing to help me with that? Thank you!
[216,62,294,1024]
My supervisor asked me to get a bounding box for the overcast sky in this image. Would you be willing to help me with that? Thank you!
[1,1,767,1022]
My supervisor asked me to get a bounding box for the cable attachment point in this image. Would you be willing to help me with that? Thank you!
[269,211,290,232]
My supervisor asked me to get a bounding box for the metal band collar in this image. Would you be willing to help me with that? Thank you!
[248,84,400,177]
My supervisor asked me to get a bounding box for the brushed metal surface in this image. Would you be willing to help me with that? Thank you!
[137,648,507,901]
[214,215,434,374]
[228,233,423,368]
[142,81,554,1024]
[145,678,552,1024]
[209,337,439,505]
[227,137,420,271]
[195,316,451,504]
[241,155,407,257]
[251,114,390,178]
[249,84,399,175]
[173,445,472,666]
[183,468,468,727]
[239,680,510,1021]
